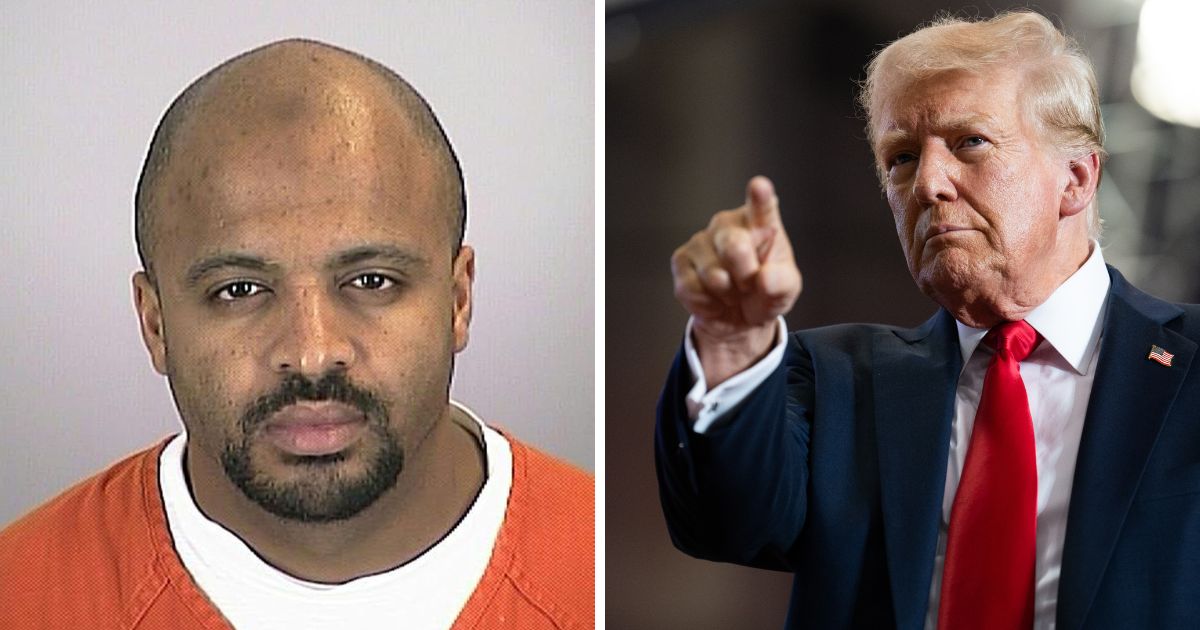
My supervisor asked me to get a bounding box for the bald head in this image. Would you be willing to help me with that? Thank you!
[134,39,465,280]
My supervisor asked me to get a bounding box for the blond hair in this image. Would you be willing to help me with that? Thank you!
[860,11,1107,237]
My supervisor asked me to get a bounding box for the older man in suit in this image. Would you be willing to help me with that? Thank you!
[658,10,1200,630]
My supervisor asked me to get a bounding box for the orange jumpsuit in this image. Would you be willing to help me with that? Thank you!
[0,434,594,629]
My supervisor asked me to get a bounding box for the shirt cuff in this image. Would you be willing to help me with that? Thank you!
[683,316,788,434]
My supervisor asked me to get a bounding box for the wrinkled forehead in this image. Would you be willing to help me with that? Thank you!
[869,67,1026,153]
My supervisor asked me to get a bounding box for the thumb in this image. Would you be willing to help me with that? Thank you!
[745,175,781,228]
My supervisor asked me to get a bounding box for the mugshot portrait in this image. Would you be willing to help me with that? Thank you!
[1,2,593,628]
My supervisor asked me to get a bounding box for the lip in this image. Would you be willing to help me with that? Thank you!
[924,224,974,242]
[262,401,367,456]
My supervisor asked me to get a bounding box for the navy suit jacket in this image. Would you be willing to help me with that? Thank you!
[657,267,1200,629]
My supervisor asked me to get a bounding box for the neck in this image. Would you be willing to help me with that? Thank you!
[185,406,486,583]
[939,232,1092,329]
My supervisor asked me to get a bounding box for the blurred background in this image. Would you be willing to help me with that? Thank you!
[606,0,1200,626]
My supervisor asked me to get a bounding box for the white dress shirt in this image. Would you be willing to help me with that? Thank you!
[159,400,512,630]
[684,243,1110,629]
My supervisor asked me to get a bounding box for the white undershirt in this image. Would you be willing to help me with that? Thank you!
[685,243,1110,630]
[159,400,512,630]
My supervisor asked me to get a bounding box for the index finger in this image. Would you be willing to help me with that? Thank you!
[745,175,781,228]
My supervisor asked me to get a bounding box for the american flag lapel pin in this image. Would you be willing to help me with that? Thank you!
[1148,344,1174,367]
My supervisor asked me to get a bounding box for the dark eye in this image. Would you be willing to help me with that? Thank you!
[346,273,396,291]
[889,153,916,168]
[214,281,268,301]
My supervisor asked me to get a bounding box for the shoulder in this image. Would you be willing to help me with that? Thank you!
[0,441,169,625]
[791,321,910,345]
[787,314,945,360]
[1108,265,1200,338]
[1171,303,1200,338]
[511,438,594,506]
[507,436,593,575]
[1164,297,1200,338]
[497,435,594,627]
[0,441,163,559]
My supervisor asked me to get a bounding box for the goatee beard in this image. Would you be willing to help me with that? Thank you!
[220,372,404,523]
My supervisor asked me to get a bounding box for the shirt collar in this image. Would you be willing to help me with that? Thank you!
[955,241,1110,374]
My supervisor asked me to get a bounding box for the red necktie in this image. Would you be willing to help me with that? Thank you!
[938,320,1041,630]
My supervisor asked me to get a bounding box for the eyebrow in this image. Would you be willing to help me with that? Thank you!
[877,113,1001,149]
[325,244,428,272]
[184,253,282,288]
[183,244,428,288]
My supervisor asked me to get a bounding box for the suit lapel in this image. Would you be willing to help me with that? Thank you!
[873,310,962,630]
[1056,268,1195,630]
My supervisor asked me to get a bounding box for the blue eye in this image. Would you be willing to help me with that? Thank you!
[346,273,395,291]
[960,136,986,148]
[214,281,268,301]
[889,153,916,168]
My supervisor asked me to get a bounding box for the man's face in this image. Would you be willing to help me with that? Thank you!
[874,67,1071,307]
[133,91,472,522]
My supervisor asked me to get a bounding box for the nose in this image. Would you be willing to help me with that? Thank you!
[267,285,357,376]
[912,144,958,206]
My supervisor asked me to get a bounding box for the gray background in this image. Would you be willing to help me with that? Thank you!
[1,1,594,527]
[606,0,1200,627]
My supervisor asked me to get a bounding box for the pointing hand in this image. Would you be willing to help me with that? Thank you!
[671,176,802,385]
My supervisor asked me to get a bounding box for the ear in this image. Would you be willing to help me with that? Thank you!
[451,246,475,353]
[132,271,169,375]
[1060,151,1101,219]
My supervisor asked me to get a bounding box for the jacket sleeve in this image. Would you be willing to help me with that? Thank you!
[655,333,814,571]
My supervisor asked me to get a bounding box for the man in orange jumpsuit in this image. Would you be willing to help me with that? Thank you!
[0,39,593,630]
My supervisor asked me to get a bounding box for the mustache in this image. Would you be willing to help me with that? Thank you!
[240,372,388,434]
